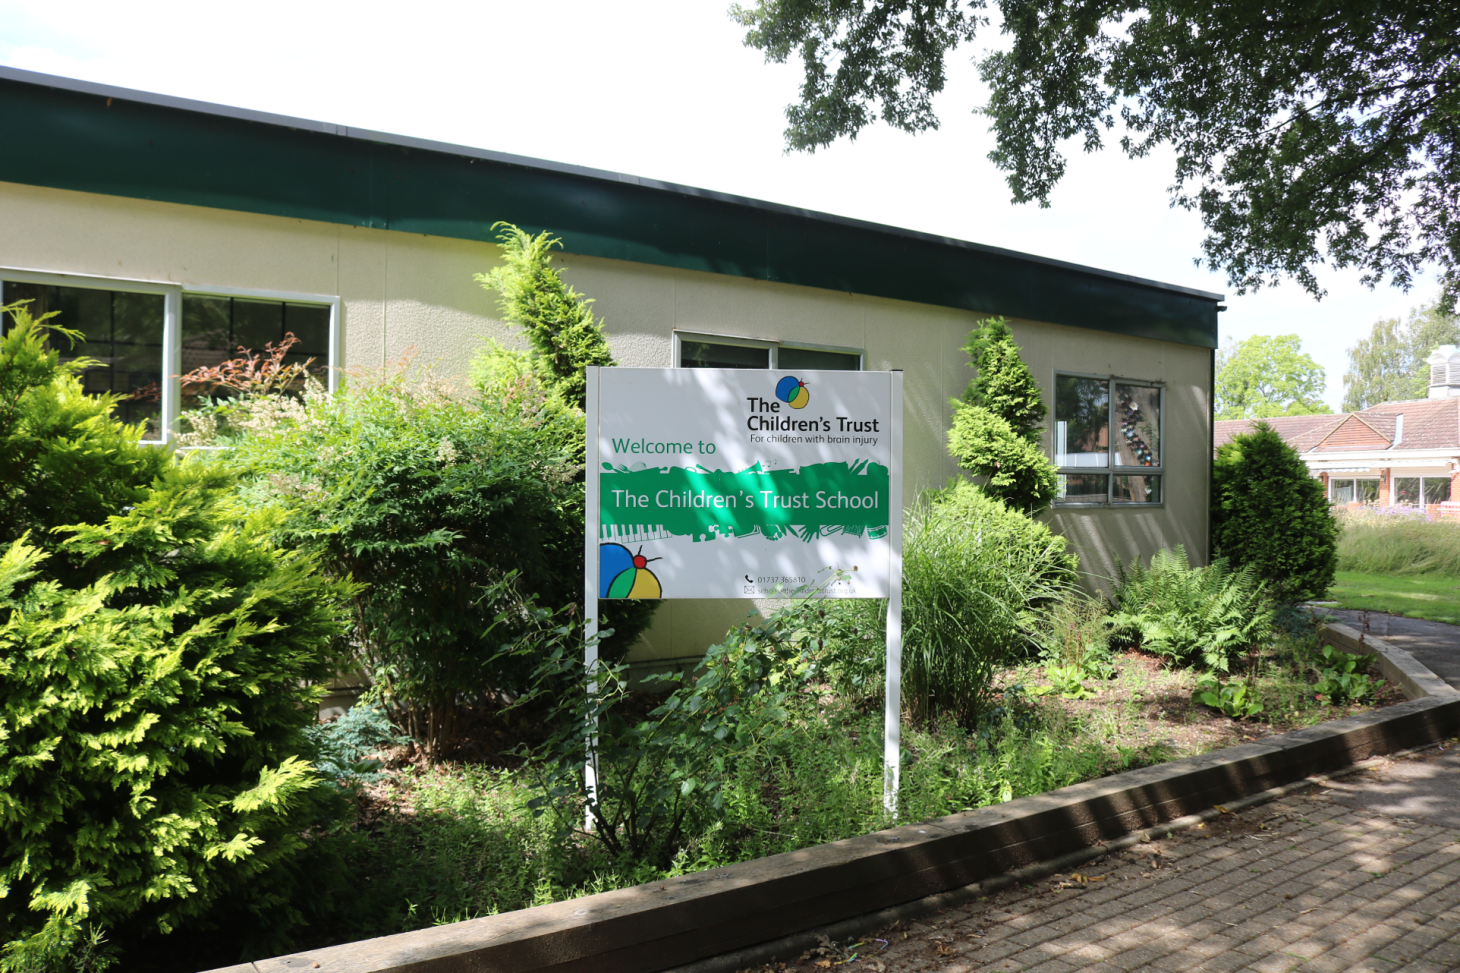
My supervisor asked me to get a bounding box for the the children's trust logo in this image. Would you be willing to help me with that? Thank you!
[775,375,809,410]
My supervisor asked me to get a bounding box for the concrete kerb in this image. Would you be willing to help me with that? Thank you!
[206,624,1460,973]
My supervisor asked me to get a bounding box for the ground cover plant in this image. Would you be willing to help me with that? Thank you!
[276,597,1396,956]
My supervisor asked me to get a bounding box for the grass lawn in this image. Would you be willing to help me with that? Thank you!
[1329,570,1460,624]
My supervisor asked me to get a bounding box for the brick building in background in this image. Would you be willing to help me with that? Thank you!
[1216,347,1460,515]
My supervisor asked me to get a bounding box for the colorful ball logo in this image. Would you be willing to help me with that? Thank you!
[775,375,809,410]
[599,543,663,599]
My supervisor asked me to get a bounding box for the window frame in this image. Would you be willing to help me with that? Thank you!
[671,328,865,370]
[1051,370,1165,508]
[1328,477,1380,505]
[2,268,340,445]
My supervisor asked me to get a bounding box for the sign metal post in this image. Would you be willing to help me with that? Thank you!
[883,370,903,815]
[582,367,601,829]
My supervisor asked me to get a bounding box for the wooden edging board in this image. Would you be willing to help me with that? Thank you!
[205,620,1460,973]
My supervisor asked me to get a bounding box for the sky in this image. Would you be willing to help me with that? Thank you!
[0,0,1441,410]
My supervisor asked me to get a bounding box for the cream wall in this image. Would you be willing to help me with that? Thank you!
[0,179,1211,660]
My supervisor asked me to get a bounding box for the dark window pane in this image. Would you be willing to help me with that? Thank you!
[113,292,164,346]
[1056,473,1108,504]
[233,299,283,351]
[182,295,234,371]
[1113,475,1162,504]
[3,280,162,439]
[1395,477,1421,505]
[1054,376,1108,468]
[1115,384,1160,467]
[1356,480,1379,503]
[681,340,769,369]
[283,303,330,361]
[1425,478,1451,504]
[778,347,860,371]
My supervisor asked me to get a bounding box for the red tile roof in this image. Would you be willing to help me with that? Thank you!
[1212,398,1460,455]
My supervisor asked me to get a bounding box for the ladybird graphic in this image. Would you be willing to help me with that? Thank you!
[775,375,810,409]
[599,543,663,599]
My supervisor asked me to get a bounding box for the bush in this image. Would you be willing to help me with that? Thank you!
[946,406,1059,515]
[1335,510,1460,575]
[229,363,594,755]
[958,316,1048,442]
[1213,421,1337,600]
[474,223,615,410]
[0,303,352,968]
[844,482,1077,723]
[0,304,168,562]
[946,318,1059,515]
[1110,546,1272,672]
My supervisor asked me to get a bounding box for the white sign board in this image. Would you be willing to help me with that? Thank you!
[582,365,905,816]
[588,367,900,601]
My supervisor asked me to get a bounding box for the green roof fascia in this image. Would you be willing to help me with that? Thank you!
[0,68,1221,348]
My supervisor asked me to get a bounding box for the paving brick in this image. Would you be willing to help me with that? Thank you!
[820,768,1460,973]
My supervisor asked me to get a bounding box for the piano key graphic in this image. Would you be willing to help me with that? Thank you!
[599,523,672,544]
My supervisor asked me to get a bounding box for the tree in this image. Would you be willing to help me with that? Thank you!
[959,316,1046,442]
[1342,299,1460,410]
[475,223,616,410]
[1212,421,1338,601]
[732,0,1460,307]
[947,317,1058,513]
[1214,335,1330,420]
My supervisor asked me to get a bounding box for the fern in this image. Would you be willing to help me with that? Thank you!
[1109,546,1272,671]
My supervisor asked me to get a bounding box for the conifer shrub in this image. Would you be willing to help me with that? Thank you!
[1213,421,1338,600]
[947,405,1059,514]
[0,304,352,969]
[958,316,1047,441]
[475,222,615,410]
[946,317,1059,514]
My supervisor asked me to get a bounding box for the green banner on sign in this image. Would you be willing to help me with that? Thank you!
[600,460,889,542]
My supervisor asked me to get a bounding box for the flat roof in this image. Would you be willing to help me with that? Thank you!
[0,66,1222,348]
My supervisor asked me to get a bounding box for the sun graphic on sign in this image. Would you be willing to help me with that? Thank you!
[776,375,810,409]
[599,543,663,599]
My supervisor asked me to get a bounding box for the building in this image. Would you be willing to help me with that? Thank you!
[0,66,1223,663]
[1214,367,1460,514]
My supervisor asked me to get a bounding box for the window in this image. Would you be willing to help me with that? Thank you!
[181,295,330,410]
[1053,375,1163,506]
[3,272,337,443]
[1328,479,1379,504]
[676,332,861,371]
[1390,476,1450,506]
[3,280,167,438]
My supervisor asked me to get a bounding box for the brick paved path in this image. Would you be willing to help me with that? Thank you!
[758,748,1460,973]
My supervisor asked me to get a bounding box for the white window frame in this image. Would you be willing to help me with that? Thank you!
[1,267,340,445]
[1051,371,1165,508]
[671,328,865,370]
[1389,475,1452,507]
[1328,477,1381,504]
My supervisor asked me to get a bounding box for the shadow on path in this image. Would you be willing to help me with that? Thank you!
[1324,607,1460,691]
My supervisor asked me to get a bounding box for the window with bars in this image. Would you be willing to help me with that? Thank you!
[2,276,333,442]
[1053,374,1163,506]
